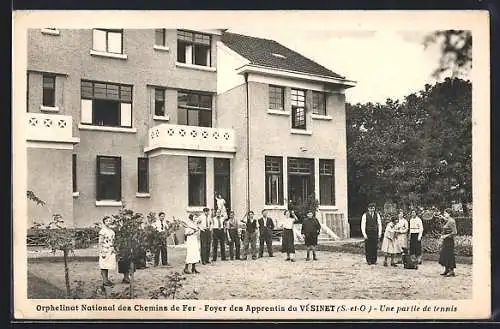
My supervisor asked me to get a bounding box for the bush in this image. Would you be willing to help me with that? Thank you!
[27,227,100,249]
[421,234,472,257]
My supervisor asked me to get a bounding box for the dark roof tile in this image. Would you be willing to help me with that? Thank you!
[221,32,344,79]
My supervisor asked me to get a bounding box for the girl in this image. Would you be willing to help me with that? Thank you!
[183,214,201,274]
[439,208,457,277]
[98,216,116,286]
[393,209,409,264]
[281,210,299,262]
[215,193,227,218]
[381,216,401,267]
[301,210,321,261]
[409,209,424,264]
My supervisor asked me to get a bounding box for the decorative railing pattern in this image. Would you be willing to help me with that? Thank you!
[321,212,349,239]
[148,123,236,153]
[26,113,77,143]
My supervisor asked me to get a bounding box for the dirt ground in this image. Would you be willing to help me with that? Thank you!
[28,248,472,300]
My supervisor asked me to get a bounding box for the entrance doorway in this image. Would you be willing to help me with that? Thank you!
[214,158,231,213]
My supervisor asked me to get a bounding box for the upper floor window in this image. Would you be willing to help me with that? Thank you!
[268,85,284,111]
[96,156,121,201]
[177,91,212,127]
[291,89,306,129]
[42,74,56,107]
[154,88,166,117]
[80,80,133,128]
[312,91,326,116]
[155,29,166,46]
[177,30,211,66]
[93,29,123,54]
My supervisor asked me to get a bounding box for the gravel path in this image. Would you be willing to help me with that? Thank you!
[28,248,472,300]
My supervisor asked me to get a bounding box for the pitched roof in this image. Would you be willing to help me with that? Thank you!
[221,32,345,80]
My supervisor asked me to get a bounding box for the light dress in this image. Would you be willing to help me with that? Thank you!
[381,222,401,254]
[98,226,116,270]
[394,217,409,251]
[216,197,227,217]
[185,222,201,265]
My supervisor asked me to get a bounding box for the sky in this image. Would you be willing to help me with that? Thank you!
[227,28,452,104]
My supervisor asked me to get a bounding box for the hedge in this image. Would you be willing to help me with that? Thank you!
[27,227,99,249]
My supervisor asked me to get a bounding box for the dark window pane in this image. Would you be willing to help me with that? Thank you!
[265,156,283,205]
[93,99,120,126]
[312,91,326,115]
[177,92,188,107]
[292,107,306,129]
[269,85,283,110]
[138,158,149,193]
[187,93,199,107]
[188,156,206,206]
[178,107,187,125]
[177,30,193,41]
[177,41,187,63]
[120,85,132,102]
[94,83,107,99]
[154,88,165,116]
[42,75,55,107]
[194,33,210,45]
[81,81,93,98]
[106,84,120,100]
[194,45,209,66]
[97,156,121,201]
[187,109,199,126]
[199,95,212,108]
[72,154,77,193]
[199,110,212,127]
[155,29,165,46]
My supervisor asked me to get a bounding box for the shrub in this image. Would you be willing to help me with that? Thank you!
[421,234,472,257]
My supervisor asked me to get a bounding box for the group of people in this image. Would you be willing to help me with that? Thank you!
[361,202,458,277]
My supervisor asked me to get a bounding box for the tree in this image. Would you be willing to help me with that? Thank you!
[424,30,472,79]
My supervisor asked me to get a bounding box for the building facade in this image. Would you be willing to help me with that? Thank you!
[26,28,355,239]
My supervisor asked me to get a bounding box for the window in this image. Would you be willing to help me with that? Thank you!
[291,89,306,129]
[312,91,327,115]
[177,91,212,127]
[177,30,211,66]
[137,157,149,193]
[155,29,166,46]
[265,156,284,205]
[287,157,314,207]
[154,88,166,116]
[80,80,133,128]
[72,154,77,193]
[188,157,206,206]
[93,29,123,54]
[42,74,56,107]
[319,159,335,205]
[96,156,121,201]
[268,85,284,110]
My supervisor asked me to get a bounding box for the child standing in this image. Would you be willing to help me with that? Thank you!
[381,216,401,267]
[301,210,321,261]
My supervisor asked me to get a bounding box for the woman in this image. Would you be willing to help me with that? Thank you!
[439,209,457,277]
[215,193,227,218]
[301,210,322,261]
[183,214,201,274]
[381,216,400,266]
[409,209,424,264]
[98,216,116,286]
[281,210,299,262]
[393,209,409,264]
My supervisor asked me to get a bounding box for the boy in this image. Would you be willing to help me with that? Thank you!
[301,210,321,261]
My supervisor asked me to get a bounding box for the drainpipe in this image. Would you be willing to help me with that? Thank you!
[244,72,250,213]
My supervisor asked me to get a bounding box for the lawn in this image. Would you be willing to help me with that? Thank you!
[28,247,472,300]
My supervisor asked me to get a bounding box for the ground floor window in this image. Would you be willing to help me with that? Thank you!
[96,156,121,201]
[72,154,77,193]
[188,156,206,206]
[265,156,283,205]
[319,159,335,205]
[287,157,314,206]
[137,157,149,193]
[214,158,231,212]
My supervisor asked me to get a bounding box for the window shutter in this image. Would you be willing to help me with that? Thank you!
[92,29,106,51]
[120,103,132,127]
[185,44,193,64]
[116,157,122,201]
[81,99,92,124]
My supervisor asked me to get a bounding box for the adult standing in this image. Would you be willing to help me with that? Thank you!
[211,209,227,261]
[241,210,258,260]
[393,209,409,264]
[183,214,201,274]
[152,212,169,266]
[438,209,457,277]
[281,210,299,262]
[409,209,424,264]
[98,216,116,286]
[258,209,275,258]
[226,210,241,260]
[360,203,382,265]
[198,207,212,265]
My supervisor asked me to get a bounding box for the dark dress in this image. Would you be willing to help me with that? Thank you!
[301,217,321,247]
[438,219,457,269]
[281,216,298,253]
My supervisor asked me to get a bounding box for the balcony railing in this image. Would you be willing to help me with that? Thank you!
[26,113,79,144]
[146,123,236,154]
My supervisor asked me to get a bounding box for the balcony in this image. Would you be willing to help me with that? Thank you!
[26,113,80,145]
[145,123,236,158]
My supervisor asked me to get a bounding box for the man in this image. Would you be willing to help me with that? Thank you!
[360,203,383,265]
[211,209,227,261]
[226,210,241,260]
[152,211,169,266]
[241,210,258,260]
[258,209,274,257]
[198,207,212,265]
